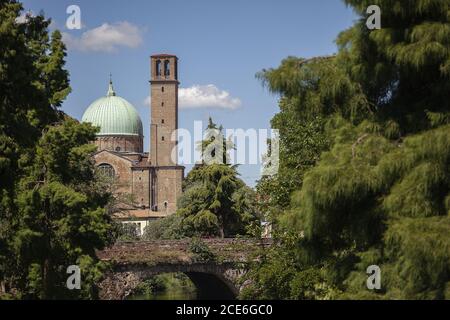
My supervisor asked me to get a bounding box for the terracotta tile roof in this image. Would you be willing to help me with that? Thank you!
[113,209,166,219]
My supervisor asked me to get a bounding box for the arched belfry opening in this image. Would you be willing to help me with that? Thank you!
[156,60,162,76]
[151,54,178,82]
[164,60,170,77]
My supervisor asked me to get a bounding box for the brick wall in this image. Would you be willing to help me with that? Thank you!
[95,135,143,153]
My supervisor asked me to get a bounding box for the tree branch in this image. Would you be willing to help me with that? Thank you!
[352,134,369,158]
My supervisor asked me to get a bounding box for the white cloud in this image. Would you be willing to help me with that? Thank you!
[143,85,242,110]
[178,84,242,110]
[62,21,143,52]
[15,10,34,24]
[143,96,151,107]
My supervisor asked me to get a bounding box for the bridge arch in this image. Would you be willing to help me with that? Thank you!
[185,271,235,300]
[98,263,241,300]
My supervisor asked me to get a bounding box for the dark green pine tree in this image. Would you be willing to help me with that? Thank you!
[174,118,260,238]
[196,117,234,165]
[15,119,115,299]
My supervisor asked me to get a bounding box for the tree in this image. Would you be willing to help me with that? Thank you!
[0,1,114,299]
[247,0,450,300]
[255,97,330,219]
[145,118,261,239]
[196,117,234,165]
[180,119,260,238]
[178,164,258,238]
[13,119,115,299]
[115,223,140,242]
[143,214,186,240]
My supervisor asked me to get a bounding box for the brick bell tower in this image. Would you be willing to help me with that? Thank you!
[149,54,184,216]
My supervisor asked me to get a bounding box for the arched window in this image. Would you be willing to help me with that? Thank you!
[164,60,170,76]
[98,163,115,179]
[156,60,162,76]
[161,136,165,141]
[161,86,164,92]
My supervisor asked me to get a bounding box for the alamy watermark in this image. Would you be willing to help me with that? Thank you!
[66,5,81,30]
[66,265,81,290]
[366,5,381,30]
[171,121,279,176]
[366,265,381,290]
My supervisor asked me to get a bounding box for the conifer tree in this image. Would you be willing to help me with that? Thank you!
[247,0,450,300]
[180,118,260,238]
[0,1,114,299]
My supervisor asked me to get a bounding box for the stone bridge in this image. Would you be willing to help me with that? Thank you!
[96,239,272,300]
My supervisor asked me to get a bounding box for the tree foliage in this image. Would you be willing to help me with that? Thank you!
[178,119,261,238]
[143,213,187,240]
[0,1,114,299]
[145,119,261,239]
[248,0,450,300]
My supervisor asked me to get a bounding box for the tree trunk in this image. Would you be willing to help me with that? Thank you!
[0,280,5,294]
[42,258,50,299]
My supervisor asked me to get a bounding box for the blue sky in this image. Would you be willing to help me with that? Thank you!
[21,0,358,186]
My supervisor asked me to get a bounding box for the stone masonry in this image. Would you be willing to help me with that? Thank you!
[88,54,184,233]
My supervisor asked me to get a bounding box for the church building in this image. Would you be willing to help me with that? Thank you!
[81,54,184,236]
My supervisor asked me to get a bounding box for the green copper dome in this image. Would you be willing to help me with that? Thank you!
[82,80,143,137]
